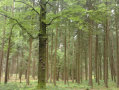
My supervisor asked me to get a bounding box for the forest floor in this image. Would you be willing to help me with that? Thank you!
[0,80,118,90]
[0,76,118,90]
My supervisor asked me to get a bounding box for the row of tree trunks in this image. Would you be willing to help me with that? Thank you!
[116,0,119,87]
[0,17,6,82]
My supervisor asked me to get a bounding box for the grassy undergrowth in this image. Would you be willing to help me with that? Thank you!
[0,80,118,90]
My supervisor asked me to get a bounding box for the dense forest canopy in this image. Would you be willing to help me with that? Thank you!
[0,0,119,90]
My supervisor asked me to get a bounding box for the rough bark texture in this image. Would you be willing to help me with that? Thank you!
[4,25,13,84]
[115,0,119,87]
[38,0,47,88]
[0,18,6,82]
[53,28,58,86]
[26,38,32,85]
[50,29,53,83]
[64,29,67,84]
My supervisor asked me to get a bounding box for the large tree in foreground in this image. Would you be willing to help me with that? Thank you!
[0,0,58,89]
[38,0,47,88]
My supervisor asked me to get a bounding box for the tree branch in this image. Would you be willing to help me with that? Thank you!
[46,0,50,4]
[46,0,53,7]
[15,1,40,15]
[0,13,38,39]
[0,13,16,21]
[46,16,60,26]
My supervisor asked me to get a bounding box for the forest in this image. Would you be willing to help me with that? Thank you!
[0,0,119,90]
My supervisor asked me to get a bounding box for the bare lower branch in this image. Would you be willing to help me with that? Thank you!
[46,0,53,7]
[0,13,16,21]
[46,16,60,26]
[15,1,40,15]
[0,13,38,39]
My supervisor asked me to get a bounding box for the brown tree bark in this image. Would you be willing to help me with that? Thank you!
[53,28,58,86]
[19,51,23,83]
[38,0,47,88]
[104,17,109,88]
[85,51,88,81]
[88,26,93,87]
[77,30,80,84]
[95,35,99,84]
[87,0,93,87]
[50,29,53,83]
[26,38,32,85]
[115,0,119,87]
[46,37,49,82]
[4,25,14,84]
[0,18,6,82]
[109,35,116,82]
[32,58,36,80]
[64,29,67,84]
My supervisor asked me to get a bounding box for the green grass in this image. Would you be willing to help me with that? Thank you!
[0,80,118,90]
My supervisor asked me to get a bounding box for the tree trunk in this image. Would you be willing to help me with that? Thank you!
[85,51,88,81]
[26,38,32,85]
[32,58,36,80]
[46,37,49,82]
[104,18,109,88]
[53,28,58,86]
[4,25,14,84]
[38,0,47,89]
[64,29,67,84]
[115,0,119,86]
[77,30,80,84]
[88,27,93,87]
[87,0,93,86]
[50,29,53,83]
[0,18,6,82]
[95,35,99,84]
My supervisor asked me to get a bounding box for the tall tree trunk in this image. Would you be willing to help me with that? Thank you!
[87,0,93,86]
[32,58,36,80]
[38,0,47,88]
[0,18,6,82]
[4,25,14,84]
[72,40,75,83]
[53,28,58,86]
[46,37,49,82]
[50,29,53,83]
[109,35,116,82]
[15,52,19,81]
[95,35,99,84]
[26,38,32,85]
[64,29,67,84]
[115,0,119,87]
[5,0,15,84]
[104,16,109,88]
[77,30,80,84]
[88,26,93,87]
[85,51,88,80]
[19,51,23,83]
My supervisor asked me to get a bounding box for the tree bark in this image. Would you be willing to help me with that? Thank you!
[4,25,14,84]
[26,38,32,85]
[53,28,58,86]
[64,29,67,84]
[0,18,6,82]
[38,0,47,89]
[115,0,119,86]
